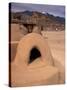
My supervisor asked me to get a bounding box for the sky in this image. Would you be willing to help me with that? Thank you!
[10,2,65,18]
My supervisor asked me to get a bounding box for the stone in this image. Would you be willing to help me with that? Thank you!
[32,26,41,35]
[19,24,28,35]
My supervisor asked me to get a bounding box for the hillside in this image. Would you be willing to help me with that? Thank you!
[10,11,65,31]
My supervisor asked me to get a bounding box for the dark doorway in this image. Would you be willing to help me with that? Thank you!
[29,47,41,64]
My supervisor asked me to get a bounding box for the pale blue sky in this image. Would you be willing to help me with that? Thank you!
[11,2,65,18]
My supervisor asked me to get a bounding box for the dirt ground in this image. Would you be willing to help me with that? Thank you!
[42,31,65,83]
[42,31,65,67]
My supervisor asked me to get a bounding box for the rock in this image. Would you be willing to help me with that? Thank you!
[32,26,41,35]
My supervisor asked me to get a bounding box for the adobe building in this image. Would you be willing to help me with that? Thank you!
[10,33,61,87]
